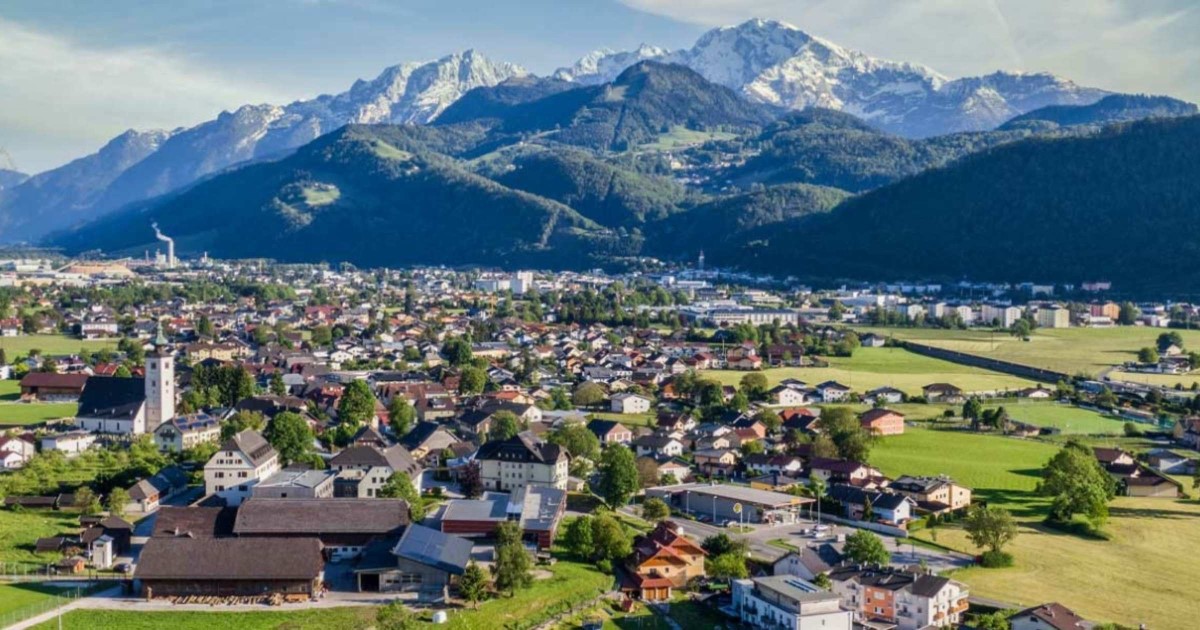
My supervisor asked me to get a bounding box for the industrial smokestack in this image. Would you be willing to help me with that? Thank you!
[151,222,176,268]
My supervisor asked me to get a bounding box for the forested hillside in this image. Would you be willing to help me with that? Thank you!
[732,116,1200,288]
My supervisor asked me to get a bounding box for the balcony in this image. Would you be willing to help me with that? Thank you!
[951,600,970,614]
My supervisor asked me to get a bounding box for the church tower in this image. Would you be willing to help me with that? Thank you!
[698,250,705,271]
[144,320,175,433]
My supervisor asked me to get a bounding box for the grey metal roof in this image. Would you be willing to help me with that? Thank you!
[441,497,509,522]
[392,524,472,575]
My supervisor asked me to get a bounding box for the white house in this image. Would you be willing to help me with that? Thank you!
[203,430,281,506]
[768,386,810,406]
[816,381,851,403]
[610,392,653,414]
[329,444,424,497]
[39,431,97,457]
[0,436,36,470]
[732,575,852,630]
[154,413,221,452]
[475,434,569,493]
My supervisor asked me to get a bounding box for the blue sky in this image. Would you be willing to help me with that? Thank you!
[3,0,1197,174]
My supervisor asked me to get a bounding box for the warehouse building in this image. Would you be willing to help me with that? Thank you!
[645,483,811,525]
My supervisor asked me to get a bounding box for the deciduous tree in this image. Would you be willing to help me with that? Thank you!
[598,444,639,509]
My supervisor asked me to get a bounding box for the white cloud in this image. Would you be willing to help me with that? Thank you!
[619,0,1200,100]
[0,18,285,173]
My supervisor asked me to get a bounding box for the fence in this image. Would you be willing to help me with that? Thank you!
[900,341,1070,384]
[0,584,100,629]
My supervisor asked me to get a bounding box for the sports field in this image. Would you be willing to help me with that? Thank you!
[857,326,1200,377]
[995,402,1127,435]
[704,347,1035,395]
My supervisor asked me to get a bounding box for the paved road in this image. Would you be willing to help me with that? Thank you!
[618,506,971,573]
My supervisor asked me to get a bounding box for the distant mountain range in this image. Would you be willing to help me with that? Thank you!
[4,19,1165,244]
[15,19,1200,289]
[0,50,525,242]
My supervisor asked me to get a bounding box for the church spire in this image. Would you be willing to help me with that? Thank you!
[154,319,168,349]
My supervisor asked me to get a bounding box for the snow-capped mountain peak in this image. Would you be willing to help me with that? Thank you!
[557,18,1103,137]
[553,44,670,84]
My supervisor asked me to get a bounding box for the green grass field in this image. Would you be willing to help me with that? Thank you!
[873,427,1200,628]
[992,402,1127,435]
[639,126,738,151]
[705,347,1035,395]
[33,608,376,630]
[0,583,78,620]
[929,498,1200,629]
[0,509,83,568]
[858,326,1200,377]
[871,427,1058,517]
[0,334,118,357]
[588,411,656,428]
[0,402,76,425]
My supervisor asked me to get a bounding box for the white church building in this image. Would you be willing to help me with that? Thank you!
[75,323,176,435]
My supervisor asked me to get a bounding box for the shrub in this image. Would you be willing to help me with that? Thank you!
[979,550,1014,568]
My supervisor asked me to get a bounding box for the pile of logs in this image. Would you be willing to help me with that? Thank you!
[164,594,289,606]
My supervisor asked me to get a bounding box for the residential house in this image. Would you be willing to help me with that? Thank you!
[329,444,423,498]
[633,435,685,459]
[39,431,97,457]
[827,485,915,525]
[399,422,460,462]
[772,544,844,581]
[618,521,706,601]
[859,408,905,436]
[768,385,811,406]
[816,381,851,403]
[80,516,133,556]
[921,383,964,404]
[153,413,221,452]
[863,387,904,405]
[889,476,972,513]
[693,448,739,477]
[0,435,36,470]
[126,466,189,513]
[1145,448,1195,475]
[586,419,633,446]
[203,429,281,506]
[828,564,969,630]
[744,454,803,477]
[1009,603,1088,630]
[808,458,884,488]
[610,392,653,414]
[1172,417,1200,450]
[732,575,852,630]
[475,434,569,492]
